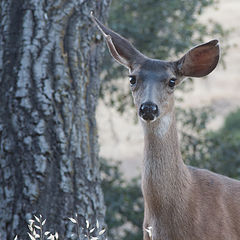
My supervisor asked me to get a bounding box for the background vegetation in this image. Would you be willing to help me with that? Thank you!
[99,0,239,240]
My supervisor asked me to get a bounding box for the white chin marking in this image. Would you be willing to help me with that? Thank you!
[140,113,172,138]
[140,117,157,123]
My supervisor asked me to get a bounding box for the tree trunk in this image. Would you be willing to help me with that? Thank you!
[0,0,110,239]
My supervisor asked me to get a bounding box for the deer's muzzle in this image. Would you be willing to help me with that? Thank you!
[139,102,159,121]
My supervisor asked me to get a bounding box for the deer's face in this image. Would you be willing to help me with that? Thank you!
[130,60,177,123]
[92,13,219,125]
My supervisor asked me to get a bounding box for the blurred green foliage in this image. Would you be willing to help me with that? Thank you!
[222,109,240,134]
[101,108,240,240]
[100,0,230,113]
[100,159,143,240]
[181,107,240,178]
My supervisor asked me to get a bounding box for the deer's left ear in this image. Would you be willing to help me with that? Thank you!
[91,12,145,70]
[176,40,220,78]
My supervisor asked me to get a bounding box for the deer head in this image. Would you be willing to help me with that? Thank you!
[92,13,219,133]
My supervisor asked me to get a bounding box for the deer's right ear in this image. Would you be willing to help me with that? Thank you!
[176,40,220,78]
[91,12,145,70]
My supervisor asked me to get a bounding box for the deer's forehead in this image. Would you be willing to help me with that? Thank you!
[136,59,174,81]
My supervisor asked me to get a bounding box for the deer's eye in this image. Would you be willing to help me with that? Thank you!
[168,78,176,88]
[129,76,136,85]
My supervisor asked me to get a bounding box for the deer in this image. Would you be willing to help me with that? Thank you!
[91,12,240,240]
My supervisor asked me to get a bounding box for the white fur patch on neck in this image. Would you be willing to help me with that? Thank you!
[140,112,173,138]
[157,112,173,138]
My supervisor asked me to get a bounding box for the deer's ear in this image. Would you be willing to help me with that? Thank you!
[91,12,145,70]
[176,40,220,78]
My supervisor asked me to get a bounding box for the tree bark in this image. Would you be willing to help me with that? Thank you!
[0,0,110,239]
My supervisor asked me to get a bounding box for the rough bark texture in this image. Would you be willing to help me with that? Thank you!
[0,0,110,239]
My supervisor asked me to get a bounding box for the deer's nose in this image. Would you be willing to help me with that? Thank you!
[139,102,159,121]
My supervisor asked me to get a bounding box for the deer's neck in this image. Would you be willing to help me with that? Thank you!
[142,112,191,211]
